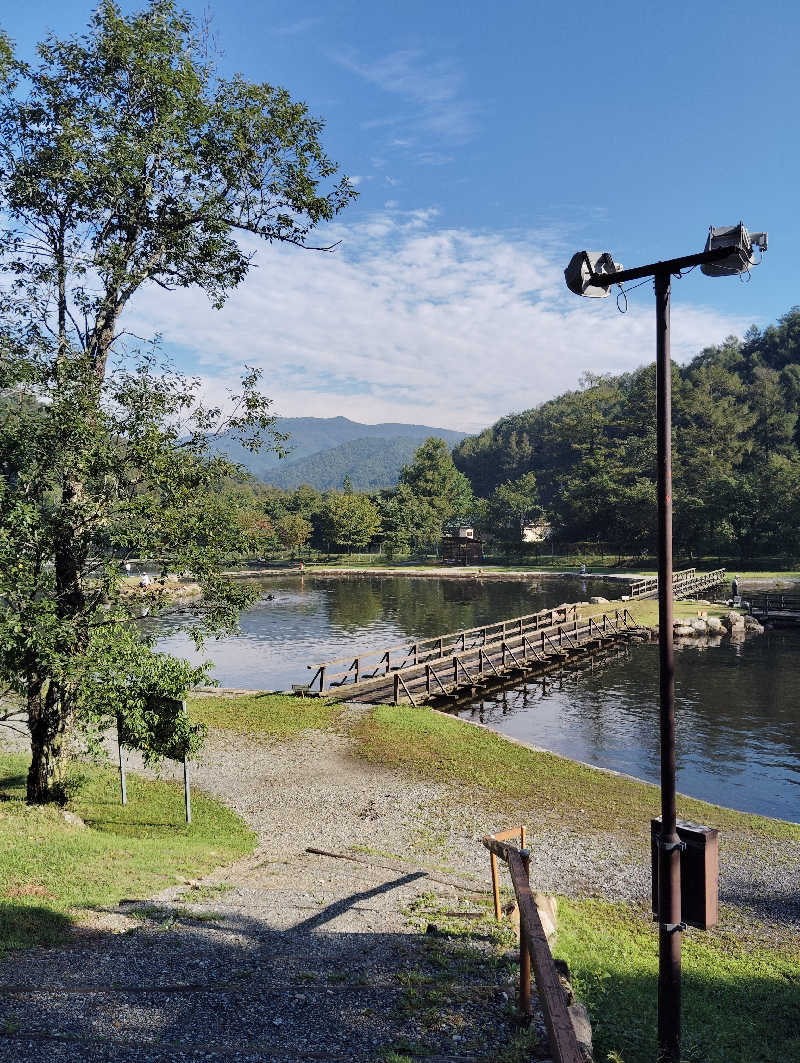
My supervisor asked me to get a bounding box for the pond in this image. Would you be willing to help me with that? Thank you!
[155,574,800,823]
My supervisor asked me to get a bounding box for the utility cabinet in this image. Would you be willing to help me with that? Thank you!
[651,818,719,930]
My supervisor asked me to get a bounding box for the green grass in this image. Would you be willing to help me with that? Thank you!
[555,898,800,1063]
[187,692,340,737]
[352,706,800,842]
[0,752,255,951]
[588,600,738,627]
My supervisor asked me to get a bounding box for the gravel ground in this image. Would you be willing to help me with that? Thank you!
[1,707,797,1061]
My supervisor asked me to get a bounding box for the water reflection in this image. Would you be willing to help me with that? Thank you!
[152,574,800,822]
[459,633,800,822]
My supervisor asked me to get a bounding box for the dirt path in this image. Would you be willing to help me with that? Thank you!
[0,713,552,1063]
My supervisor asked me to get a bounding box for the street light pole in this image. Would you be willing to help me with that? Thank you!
[654,269,682,1062]
[565,230,766,1063]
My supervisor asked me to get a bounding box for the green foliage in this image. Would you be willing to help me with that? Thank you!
[398,437,474,546]
[322,491,381,551]
[273,513,312,554]
[487,471,541,547]
[454,314,800,559]
[0,1,354,801]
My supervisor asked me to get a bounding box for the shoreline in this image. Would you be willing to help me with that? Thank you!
[190,685,798,828]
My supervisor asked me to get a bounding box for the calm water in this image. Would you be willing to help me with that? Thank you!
[155,574,800,822]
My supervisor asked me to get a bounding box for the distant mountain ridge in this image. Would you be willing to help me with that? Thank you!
[213,415,467,491]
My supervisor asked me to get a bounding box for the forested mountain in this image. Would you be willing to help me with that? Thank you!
[453,309,800,558]
[264,435,459,491]
[212,415,466,487]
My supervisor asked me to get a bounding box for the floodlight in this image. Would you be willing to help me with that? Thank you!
[564,250,623,298]
[700,223,767,276]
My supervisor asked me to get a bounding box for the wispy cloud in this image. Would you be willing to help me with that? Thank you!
[273,17,323,37]
[332,47,479,152]
[123,209,753,433]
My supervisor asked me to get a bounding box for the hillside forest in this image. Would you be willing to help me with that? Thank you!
[229,309,800,563]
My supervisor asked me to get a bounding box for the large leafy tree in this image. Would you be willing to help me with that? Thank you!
[0,1,355,802]
[322,492,381,552]
[399,436,473,545]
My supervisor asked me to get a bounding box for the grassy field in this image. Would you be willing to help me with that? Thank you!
[351,705,800,1062]
[589,599,737,627]
[556,898,800,1063]
[352,705,799,842]
[187,692,339,737]
[0,753,255,951]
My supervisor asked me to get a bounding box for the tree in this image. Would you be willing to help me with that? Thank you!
[487,472,541,549]
[322,492,381,552]
[274,513,312,557]
[0,1,355,802]
[399,437,473,545]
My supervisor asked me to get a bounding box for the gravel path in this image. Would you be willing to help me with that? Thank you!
[1,707,797,1061]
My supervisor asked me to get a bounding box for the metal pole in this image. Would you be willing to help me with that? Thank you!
[117,716,127,806]
[655,269,682,1062]
[183,755,192,825]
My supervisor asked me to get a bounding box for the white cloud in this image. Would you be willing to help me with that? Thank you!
[122,209,753,434]
[332,47,479,152]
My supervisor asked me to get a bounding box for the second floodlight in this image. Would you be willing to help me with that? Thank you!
[700,223,768,277]
[564,250,624,298]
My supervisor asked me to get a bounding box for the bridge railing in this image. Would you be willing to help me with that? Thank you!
[483,828,584,1062]
[309,608,642,698]
[307,603,579,693]
[629,568,696,599]
[749,592,800,614]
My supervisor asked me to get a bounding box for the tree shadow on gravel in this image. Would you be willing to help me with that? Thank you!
[0,886,540,1063]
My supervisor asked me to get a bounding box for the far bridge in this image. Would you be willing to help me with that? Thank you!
[629,567,726,601]
[304,604,649,707]
[748,592,800,626]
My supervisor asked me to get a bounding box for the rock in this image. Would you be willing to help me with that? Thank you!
[61,810,85,829]
[504,894,558,943]
[674,625,695,637]
[590,596,609,604]
[533,892,558,943]
[568,1001,594,1059]
[723,611,745,631]
[691,619,708,634]
[744,616,764,633]
[706,616,723,632]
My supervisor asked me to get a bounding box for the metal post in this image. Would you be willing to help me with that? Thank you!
[117,716,127,806]
[655,269,682,1063]
[183,755,192,824]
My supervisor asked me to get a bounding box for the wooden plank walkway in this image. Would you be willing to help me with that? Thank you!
[305,604,649,706]
[629,567,726,600]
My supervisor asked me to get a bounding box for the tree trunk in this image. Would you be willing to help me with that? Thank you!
[26,682,70,804]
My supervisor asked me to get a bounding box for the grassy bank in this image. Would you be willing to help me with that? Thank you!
[591,599,738,628]
[351,706,799,1061]
[352,706,800,842]
[556,898,800,1063]
[0,753,255,951]
[188,692,339,737]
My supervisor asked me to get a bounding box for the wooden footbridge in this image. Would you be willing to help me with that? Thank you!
[305,604,649,706]
[629,567,726,600]
[748,592,800,625]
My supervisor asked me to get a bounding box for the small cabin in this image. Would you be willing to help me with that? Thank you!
[441,525,484,563]
[521,521,552,543]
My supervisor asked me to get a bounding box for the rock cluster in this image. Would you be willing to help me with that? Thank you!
[673,610,763,639]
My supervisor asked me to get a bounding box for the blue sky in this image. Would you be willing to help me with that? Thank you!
[4,1,797,430]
